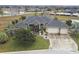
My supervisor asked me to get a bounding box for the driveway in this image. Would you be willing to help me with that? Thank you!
[48,34,78,52]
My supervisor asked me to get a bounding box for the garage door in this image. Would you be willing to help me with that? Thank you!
[60,28,68,34]
[47,28,59,34]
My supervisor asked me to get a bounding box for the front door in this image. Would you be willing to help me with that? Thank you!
[34,25,39,34]
[29,24,39,34]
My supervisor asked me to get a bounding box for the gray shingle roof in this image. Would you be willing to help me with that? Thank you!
[47,20,68,28]
[15,16,68,28]
[15,16,51,28]
[25,16,51,24]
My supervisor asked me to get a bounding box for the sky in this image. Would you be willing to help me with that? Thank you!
[0,0,79,5]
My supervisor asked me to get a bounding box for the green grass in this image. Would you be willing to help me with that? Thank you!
[0,35,49,53]
[71,33,79,50]
[75,33,79,50]
[50,15,79,21]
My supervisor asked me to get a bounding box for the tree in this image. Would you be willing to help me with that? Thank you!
[40,24,47,35]
[11,19,18,25]
[34,9,38,16]
[54,17,58,20]
[15,19,18,23]
[40,24,44,35]
[47,8,52,11]
[54,8,58,17]
[41,12,44,16]
[0,8,3,16]
[25,7,28,12]
[21,16,26,20]
[0,32,8,44]
[14,29,36,46]
[66,20,72,26]
[11,20,16,25]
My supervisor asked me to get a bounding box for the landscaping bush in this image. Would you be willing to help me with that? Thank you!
[6,30,15,37]
[11,19,18,25]
[13,29,36,47]
[0,32,8,44]
[66,20,72,26]
[15,19,18,23]
[11,20,16,25]
[21,16,26,20]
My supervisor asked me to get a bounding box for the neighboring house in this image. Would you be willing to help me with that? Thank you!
[14,16,68,35]
[2,7,25,16]
[2,8,19,16]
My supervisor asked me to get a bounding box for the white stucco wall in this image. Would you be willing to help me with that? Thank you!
[60,28,68,34]
[19,12,25,15]
[3,11,10,14]
[47,27,68,34]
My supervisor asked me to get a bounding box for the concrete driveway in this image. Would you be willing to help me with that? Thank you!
[48,34,78,52]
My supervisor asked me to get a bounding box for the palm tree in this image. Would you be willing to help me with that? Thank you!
[54,8,58,17]
[58,27,61,35]
[34,9,38,16]
[77,10,79,17]
[40,23,47,35]
[40,24,44,35]
[70,12,73,19]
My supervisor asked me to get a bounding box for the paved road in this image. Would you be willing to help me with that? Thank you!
[48,34,78,52]
[2,49,79,54]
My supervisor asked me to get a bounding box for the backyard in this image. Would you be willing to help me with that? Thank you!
[0,12,42,31]
[0,15,21,31]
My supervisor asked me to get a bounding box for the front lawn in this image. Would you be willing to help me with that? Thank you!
[71,33,79,50]
[74,33,79,50]
[0,35,49,52]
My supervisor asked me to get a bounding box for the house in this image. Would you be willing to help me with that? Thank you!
[15,16,68,35]
[2,7,26,16]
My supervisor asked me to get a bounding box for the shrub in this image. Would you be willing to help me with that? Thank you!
[15,19,18,23]
[14,29,36,46]
[21,16,26,20]
[11,20,16,25]
[66,20,72,26]
[11,19,18,25]
[0,32,8,44]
